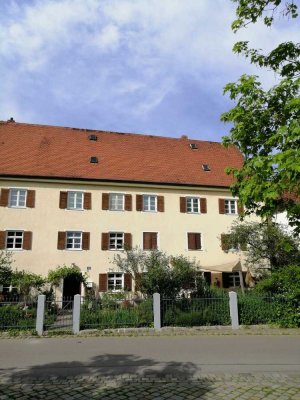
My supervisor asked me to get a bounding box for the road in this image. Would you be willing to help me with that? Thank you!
[0,335,300,377]
[1,335,300,399]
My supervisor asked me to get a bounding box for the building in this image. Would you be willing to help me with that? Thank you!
[0,119,254,295]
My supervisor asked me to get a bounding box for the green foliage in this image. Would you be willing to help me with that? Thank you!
[223,1,300,232]
[113,249,208,298]
[0,304,37,330]
[80,298,153,329]
[163,297,230,326]
[11,270,45,296]
[47,264,87,287]
[238,293,278,325]
[0,251,13,287]
[253,266,300,327]
[225,221,300,269]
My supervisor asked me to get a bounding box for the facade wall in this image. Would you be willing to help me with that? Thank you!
[0,178,257,289]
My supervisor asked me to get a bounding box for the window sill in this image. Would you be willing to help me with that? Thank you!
[8,206,27,209]
[66,208,84,211]
[65,248,83,251]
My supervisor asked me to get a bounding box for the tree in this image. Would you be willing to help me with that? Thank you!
[0,251,13,287]
[221,0,300,233]
[113,248,207,298]
[11,270,45,297]
[225,221,300,270]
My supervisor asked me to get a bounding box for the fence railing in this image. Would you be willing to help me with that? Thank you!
[0,291,295,334]
[161,296,231,327]
[80,296,153,329]
[0,296,37,330]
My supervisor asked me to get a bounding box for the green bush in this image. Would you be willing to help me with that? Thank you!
[80,298,153,329]
[0,305,36,329]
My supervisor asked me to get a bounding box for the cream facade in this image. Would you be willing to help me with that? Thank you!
[0,177,256,292]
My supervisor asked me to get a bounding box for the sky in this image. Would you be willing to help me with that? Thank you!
[0,0,299,142]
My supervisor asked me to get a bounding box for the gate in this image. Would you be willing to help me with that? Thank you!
[44,297,74,331]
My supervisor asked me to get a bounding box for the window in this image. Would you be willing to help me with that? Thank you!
[143,195,157,212]
[109,232,124,250]
[6,231,23,249]
[9,189,27,208]
[143,232,158,250]
[187,233,202,250]
[107,273,124,291]
[222,272,241,288]
[66,231,82,249]
[109,194,124,211]
[67,191,83,210]
[224,199,237,215]
[186,197,200,213]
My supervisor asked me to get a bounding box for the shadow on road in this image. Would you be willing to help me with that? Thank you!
[1,354,213,399]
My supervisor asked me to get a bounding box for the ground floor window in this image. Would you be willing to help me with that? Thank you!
[107,273,124,290]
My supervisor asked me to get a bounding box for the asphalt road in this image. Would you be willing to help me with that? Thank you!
[1,335,300,379]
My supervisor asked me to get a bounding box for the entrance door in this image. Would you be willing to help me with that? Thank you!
[63,274,81,298]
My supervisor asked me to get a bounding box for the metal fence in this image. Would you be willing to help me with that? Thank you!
[238,292,284,325]
[80,296,153,329]
[161,296,231,327]
[0,295,37,330]
[44,297,74,331]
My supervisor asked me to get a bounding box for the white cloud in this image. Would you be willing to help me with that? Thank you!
[0,0,298,136]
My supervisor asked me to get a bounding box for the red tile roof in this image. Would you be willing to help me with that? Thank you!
[0,121,244,187]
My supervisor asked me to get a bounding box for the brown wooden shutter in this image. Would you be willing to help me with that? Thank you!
[102,193,109,210]
[188,233,196,250]
[143,232,157,250]
[195,233,201,250]
[26,190,35,208]
[221,234,230,251]
[219,199,225,214]
[136,195,143,211]
[0,231,6,249]
[82,232,90,250]
[135,272,142,291]
[238,202,244,215]
[125,194,132,211]
[0,189,9,207]
[200,198,207,214]
[59,192,68,209]
[124,233,132,250]
[124,273,132,291]
[23,231,32,250]
[101,233,109,250]
[152,232,158,249]
[180,197,186,213]
[99,274,108,292]
[157,196,164,212]
[84,193,92,210]
[57,231,66,250]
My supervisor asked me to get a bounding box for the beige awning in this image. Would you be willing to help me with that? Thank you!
[201,260,246,273]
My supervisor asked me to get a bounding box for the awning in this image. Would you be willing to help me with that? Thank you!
[201,260,246,273]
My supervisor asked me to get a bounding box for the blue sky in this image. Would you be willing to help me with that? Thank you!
[0,0,298,141]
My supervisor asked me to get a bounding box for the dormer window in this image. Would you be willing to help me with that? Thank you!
[90,156,98,163]
[88,134,98,141]
[202,164,211,171]
[190,143,198,150]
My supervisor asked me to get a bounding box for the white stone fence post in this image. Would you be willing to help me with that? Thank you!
[73,294,81,334]
[153,293,161,330]
[36,294,46,336]
[229,291,239,329]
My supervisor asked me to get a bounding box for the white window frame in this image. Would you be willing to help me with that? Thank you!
[66,231,82,250]
[186,197,200,214]
[9,189,27,208]
[109,193,125,211]
[224,199,237,215]
[109,232,124,250]
[228,272,241,287]
[6,231,24,250]
[67,191,84,210]
[143,194,157,212]
[107,272,124,291]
